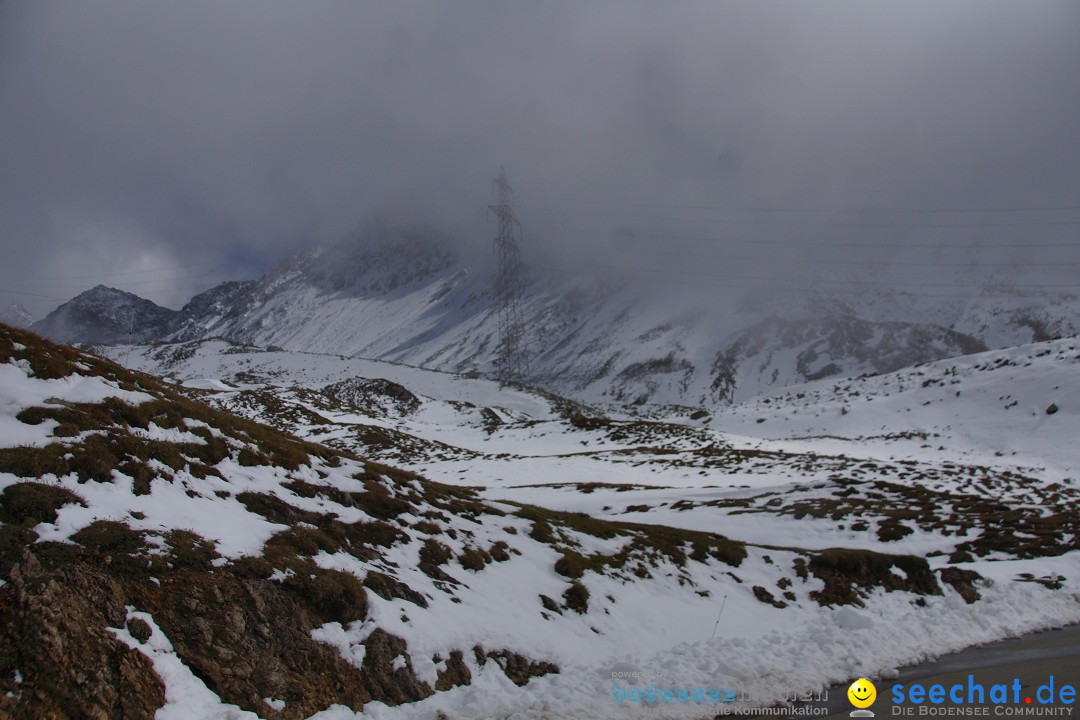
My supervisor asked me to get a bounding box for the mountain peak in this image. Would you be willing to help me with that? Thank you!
[32,285,177,345]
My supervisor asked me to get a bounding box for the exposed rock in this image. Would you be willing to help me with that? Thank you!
[434,650,471,692]
[360,629,433,705]
[473,647,559,688]
[324,378,421,418]
[143,570,372,719]
[938,567,983,604]
[0,553,165,720]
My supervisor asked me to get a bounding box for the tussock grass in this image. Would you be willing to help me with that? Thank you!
[0,482,85,525]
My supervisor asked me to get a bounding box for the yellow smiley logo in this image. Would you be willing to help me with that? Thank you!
[848,678,876,709]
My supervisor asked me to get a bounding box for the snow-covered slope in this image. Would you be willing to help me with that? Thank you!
[7,325,1080,719]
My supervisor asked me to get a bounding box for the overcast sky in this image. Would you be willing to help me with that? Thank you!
[2,1,1079,317]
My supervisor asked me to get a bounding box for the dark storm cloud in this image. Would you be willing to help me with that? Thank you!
[2,1,1079,316]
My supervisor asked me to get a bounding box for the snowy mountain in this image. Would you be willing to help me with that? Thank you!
[0,303,33,329]
[32,219,1080,410]
[32,285,178,345]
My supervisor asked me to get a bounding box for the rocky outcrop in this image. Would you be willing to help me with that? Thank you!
[147,570,376,719]
[0,552,165,720]
[0,540,438,720]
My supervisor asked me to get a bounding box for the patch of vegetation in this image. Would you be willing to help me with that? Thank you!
[528,518,557,544]
[237,491,324,526]
[422,480,504,520]
[512,502,746,585]
[752,585,787,608]
[0,525,37,575]
[0,648,17,676]
[877,518,915,542]
[1015,572,1065,590]
[420,539,452,567]
[164,529,220,571]
[539,595,561,614]
[0,482,86,526]
[566,412,610,431]
[807,548,941,607]
[554,550,586,579]
[563,581,590,614]
[353,476,415,520]
[283,568,367,625]
[71,520,147,557]
[67,520,154,581]
[603,521,746,570]
[345,520,408,549]
[413,520,442,535]
[0,444,71,481]
[727,475,1080,562]
[263,526,342,568]
[237,447,269,467]
[4,380,348,488]
[363,571,428,608]
[489,541,511,562]
[514,505,624,542]
[480,408,503,433]
[948,549,975,564]
[120,459,158,495]
[458,546,492,572]
[229,555,274,580]
[0,326,84,379]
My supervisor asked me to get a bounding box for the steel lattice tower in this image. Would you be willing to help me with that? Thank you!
[489,167,530,386]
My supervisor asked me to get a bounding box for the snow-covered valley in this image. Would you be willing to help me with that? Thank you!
[10,330,1058,718]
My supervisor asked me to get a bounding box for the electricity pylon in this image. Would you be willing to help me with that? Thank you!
[489,167,530,386]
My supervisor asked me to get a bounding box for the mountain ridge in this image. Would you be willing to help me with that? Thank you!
[31,222,1079,409]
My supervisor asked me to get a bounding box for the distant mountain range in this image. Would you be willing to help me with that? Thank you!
[32,218,1079,408]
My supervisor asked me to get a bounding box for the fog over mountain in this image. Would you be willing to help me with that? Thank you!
[4,8,1080,717]
[2,1,1079,319]
[31,216,1077,409]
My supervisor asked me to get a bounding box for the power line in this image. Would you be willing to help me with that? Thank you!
[594,245,1080,268]
[548,267,1076,301]
[0,259,230,284]
[534,258,1080,292]
[522,207,1080,230]
[517,193,1080,216]
[0,288,73,302]
[0,279,235,307]
[3,270,237,291]
[523,222,1080,249]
